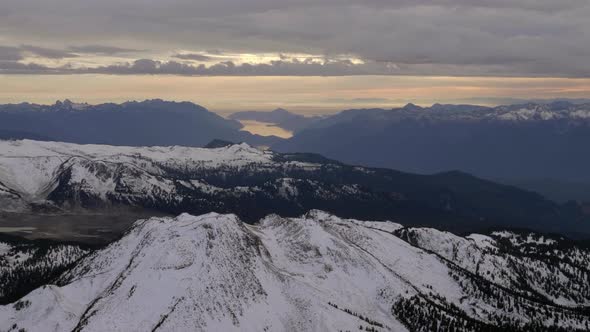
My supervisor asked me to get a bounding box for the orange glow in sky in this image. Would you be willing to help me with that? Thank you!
[2,75,590,116]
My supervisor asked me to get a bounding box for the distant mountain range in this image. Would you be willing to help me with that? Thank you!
[229,108,323,133]
[0,139,587,237]
[274,101,590,187]
[2,99,590,202]
[0,99,281,147]
[2,211,589,331]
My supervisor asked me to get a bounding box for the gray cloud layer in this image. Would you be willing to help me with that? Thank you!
[172,53,213,61]
[0,44,136,61]
[67,45,142,55]
[21,45,78,59]
[0,45,79,61]
[0,46,22,61]
[1,0,590,77]
[0,58,399,76]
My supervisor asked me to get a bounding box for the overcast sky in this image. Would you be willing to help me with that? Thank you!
[1,0,590,112]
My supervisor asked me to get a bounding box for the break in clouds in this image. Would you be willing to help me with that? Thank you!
[1,0,590,77]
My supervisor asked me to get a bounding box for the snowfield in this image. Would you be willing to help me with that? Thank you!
[1,211,589,331]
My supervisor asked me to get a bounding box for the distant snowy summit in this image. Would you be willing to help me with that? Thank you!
[491,102,590,121]
[1,211,589,331]
[314,101,590,125]
[416,101,590,122]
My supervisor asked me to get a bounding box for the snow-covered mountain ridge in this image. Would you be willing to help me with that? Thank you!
[1,211,588,331]
[0,139,315,213]
[298,102,590,132]
[491,102,590,122]
[379,102,590,123]
[0,139,579,235]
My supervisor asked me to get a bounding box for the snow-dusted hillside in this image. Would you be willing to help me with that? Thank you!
[1,212,588,331]
[0,237,89,304]
[396,228,590,308]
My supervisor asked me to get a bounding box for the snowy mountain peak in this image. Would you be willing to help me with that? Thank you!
[2,212,589,331]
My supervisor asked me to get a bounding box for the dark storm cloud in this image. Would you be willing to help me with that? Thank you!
[1,0,590,77]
